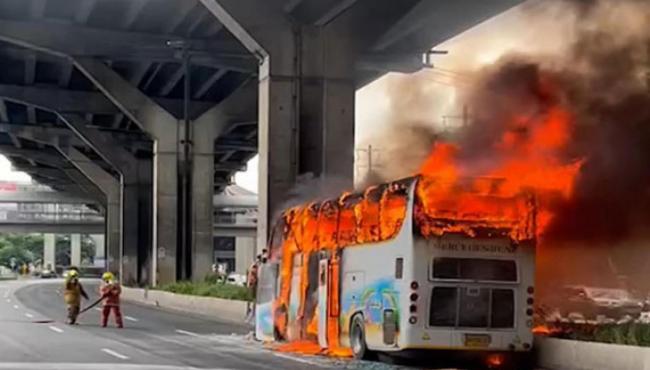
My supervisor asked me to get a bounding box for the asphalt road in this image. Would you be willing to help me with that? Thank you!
[0,278,423,370]
[0,278,547,370]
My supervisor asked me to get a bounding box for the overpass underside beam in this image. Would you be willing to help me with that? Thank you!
[60,114,153,286]
[73,59,227,285]
[61,147,121,274]
[202,0,362,250]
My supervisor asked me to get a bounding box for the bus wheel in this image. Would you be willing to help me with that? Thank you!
[350,315,371,360]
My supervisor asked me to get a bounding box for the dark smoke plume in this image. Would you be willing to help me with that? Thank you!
[365,0,650,292]
[409,0,650,246]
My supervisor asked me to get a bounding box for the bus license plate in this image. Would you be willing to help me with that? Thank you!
[464,334,491,348]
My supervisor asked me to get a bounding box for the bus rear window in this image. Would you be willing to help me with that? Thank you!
[432,258,517,282]
[429,287,515,328]
[429,287,457,326]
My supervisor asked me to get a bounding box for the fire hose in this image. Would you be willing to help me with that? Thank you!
[79,294,107,315]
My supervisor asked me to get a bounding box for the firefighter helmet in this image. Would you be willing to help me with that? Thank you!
[102,272,114,282]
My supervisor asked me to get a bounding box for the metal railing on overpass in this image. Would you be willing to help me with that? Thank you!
[5,209,103,222]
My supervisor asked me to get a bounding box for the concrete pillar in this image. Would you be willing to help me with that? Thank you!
[70,234,81,267]
[188,84,256,281]
[105,195,120,273]
[59,114,151,286]
[91,234,106,268]
[72,59,179,286]
[190,137,214,282]
[43,233,55,271]
[235,236,256,274]
[202,1,357,251]
[61,147,122,275]
[152,140,178,285]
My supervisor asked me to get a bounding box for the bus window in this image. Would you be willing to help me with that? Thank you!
[432,258,517,282]
[395,258,403,279]
[380,182,408,240]
[430,287,515,328]
[269,217,287,260]
[338,193,362,247]
[491,289,515,328]
[429,287,457,327]
[318,200,339,249]
[458,287,489,327]
[301,203,320,252]
[356,185,384,243]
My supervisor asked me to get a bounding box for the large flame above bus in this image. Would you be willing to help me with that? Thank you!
[418,93,583,239]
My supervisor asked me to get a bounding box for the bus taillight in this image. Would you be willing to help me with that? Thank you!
[410,293,418,302]
[410,281,419,290]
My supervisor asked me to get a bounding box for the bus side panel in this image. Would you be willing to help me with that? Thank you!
[517,242,535,349]
[340,241,401,350]
[339,182,416,351]
[287,256,302,341]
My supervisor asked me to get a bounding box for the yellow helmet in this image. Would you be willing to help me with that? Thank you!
[65,269,78,280]
[102,272,114,282]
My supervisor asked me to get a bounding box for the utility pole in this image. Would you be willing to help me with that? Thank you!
[167,40,193,280]
[442,104,471,131]
[355,145,383,182]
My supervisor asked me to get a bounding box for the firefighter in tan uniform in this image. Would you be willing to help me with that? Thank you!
[63,269,88,325]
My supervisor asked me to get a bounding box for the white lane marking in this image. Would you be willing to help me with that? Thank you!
[272,352,323,366]
[124,315,138,322]
[94,307,102,312]
[101,348,129,360]
[24,313,33,318]
[175,329,200,337]
[12,305,18,309]
[48,326,64,333]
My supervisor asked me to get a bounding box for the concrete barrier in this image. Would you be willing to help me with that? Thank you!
[536,336,650,370]
[121,287,249,324]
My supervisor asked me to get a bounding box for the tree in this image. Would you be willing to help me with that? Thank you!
[0,244,34,268]
[1,234,44,262]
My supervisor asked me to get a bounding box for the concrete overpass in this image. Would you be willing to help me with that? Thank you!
[0,0,524,285]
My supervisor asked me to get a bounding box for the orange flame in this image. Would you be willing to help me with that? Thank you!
[418,105,583,238]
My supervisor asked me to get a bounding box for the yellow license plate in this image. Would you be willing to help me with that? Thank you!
[464,334,491,348]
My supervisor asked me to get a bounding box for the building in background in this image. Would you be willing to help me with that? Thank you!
[213,185,257,275]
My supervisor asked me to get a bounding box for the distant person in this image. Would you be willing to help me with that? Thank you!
[245,255,262,322]
[99,272,123,328]
[63,269,88,325]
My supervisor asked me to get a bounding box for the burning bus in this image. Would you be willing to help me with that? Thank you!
[255,174,536,368]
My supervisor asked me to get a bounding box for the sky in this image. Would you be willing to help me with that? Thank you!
[0,155,31,183]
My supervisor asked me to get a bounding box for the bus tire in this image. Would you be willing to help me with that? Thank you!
[350,315,372,360]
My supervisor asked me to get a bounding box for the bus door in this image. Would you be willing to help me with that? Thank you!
[255,262,279,341]
[318,258,329,348]
[287,254,302,341]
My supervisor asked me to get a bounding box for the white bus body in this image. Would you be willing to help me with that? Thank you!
[256,177,535,367]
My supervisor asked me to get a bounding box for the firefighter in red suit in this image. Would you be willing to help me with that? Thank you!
[100,272,123,328]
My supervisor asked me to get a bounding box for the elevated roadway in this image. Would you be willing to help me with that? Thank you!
[0,0,525,284]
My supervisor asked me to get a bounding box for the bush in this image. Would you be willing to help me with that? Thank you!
[154,281,252,302]
[554,323,650,347]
